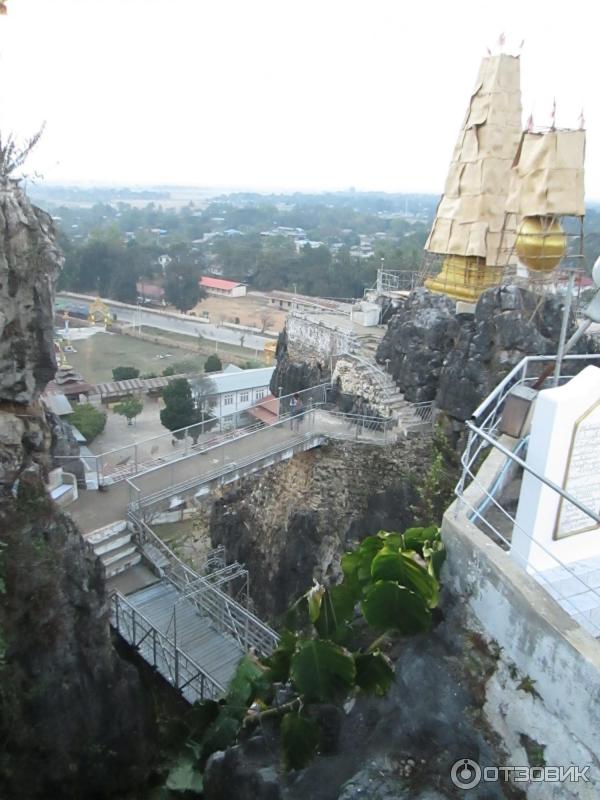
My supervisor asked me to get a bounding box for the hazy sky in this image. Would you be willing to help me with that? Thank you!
[1,0,598,196]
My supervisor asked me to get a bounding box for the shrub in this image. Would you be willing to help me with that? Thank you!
[69,403,106,443]
[204,354,222,373]
[112,366,140,381]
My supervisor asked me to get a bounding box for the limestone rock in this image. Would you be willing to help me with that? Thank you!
[0,177,153,798]
[0,178,63,403]
[377,285,598,422]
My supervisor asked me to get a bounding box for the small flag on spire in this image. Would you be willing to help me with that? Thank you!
[519,39,525,50]
[527,113,534,132]
[550,98,556,130]
[578,108,585,129]
[498,32,506,47]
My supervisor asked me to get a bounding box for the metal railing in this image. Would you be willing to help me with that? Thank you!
[127,405,395,515]
[455,352,600,637]
[405,401,434,431]
[111,591,224,702]
[335,352,393,400]
[375,269,420,295]
[132,518,280,656]
[91,384,332,485]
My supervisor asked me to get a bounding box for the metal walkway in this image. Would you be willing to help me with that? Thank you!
[110,518,279,703]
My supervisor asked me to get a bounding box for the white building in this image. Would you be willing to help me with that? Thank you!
[200,276,247,298]
[192,366,275,431]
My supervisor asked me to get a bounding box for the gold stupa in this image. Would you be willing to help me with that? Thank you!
[424,53,523,302]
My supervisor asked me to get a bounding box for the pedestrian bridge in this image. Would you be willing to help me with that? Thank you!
[109,516,279,703]
[69,404,400,534]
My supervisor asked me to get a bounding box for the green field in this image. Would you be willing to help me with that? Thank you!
[66,332,207,383]
[141,326,267,365]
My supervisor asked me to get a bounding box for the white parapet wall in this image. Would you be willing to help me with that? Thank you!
[442,494,600,799]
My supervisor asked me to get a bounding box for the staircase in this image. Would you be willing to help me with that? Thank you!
[124,580,243,697]
[85,520,142,578]
[336,351,433,433]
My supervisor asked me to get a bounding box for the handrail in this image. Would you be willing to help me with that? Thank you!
[470,353,600,424]
[137,431,320,508]
[132,518,280,655]
[336,351,391,398]
[111,591,224,701]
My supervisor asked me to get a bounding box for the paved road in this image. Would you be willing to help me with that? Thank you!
[68,410,389,534]
[57,292,270,350]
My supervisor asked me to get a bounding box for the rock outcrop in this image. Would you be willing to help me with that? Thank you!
[270,328,330,397]
[207,438,430,619]
[376,285,598,422]
[0,177,152,799]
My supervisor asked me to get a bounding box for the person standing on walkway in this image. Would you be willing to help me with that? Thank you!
[290,393,303,431]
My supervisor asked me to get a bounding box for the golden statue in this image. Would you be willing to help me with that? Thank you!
[88,296,111,326]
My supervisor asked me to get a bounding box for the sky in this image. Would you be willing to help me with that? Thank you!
[0,0,598,196]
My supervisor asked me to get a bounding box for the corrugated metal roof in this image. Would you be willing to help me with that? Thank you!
[200,276,244,291]
[200,367,275,394]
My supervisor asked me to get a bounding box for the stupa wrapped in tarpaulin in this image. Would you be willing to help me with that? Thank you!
[505,129,585,217]
[424,53,523,302]
[495,128,586,277]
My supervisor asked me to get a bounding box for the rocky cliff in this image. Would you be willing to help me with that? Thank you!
[376,285,597,424]
[0,178,152,799]
[206,437,431,619]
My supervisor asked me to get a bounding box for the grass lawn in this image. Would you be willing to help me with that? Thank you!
[66,332,207,383]
[141,326,267,366]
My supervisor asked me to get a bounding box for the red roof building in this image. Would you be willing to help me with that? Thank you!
[200,276,247,297]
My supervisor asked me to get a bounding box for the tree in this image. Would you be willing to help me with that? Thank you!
[112,366,140,381]
[204,354,222,373]
[69,403,106,443]
[160,378,201,434]
[165,261,206,313]
[113,396,143,426]
[161,526,445,790]
[162,366,176,377]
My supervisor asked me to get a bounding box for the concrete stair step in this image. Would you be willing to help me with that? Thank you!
[105,550,142,578]
[101,542,138,567]
[90,530,132,556]
[86,520,128,546]
[142,543,170,570]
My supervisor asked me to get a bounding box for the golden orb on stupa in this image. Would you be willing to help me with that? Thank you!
[515,216,566,272]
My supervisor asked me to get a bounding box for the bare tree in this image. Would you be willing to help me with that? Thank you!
[0,124,46,179]
[258,309,274,333]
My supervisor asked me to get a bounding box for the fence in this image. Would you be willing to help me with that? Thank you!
[132,518,280,656]
[455,352,600,637]
[111,591,224,702]
[126,404,396,516]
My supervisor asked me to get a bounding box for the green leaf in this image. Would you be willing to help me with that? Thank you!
[313,583,357,639]
[306,582,326,623]
[262,631,298,683]
[354,651,395,696]
[360,581,431,634]
[226,655,270,717]
[341,536,384,586]
[166,755,204,793]
[403,525,439,553]
[201,713,240,757]
[290,639,356,702]
[424,539,446,580]
[281,712,320,771]
[371,550,439,608]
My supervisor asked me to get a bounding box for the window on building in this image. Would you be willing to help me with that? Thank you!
[223,393,234,406]
[239,391,249,403]
[255,389,265,400]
